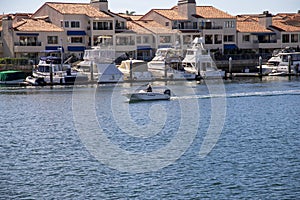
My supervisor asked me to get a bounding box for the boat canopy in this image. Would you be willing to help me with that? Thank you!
[0,71,26,81]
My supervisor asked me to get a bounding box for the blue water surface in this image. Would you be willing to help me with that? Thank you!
[0,77,299,199]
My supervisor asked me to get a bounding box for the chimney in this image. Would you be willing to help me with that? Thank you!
[178,0,196,20]
[2,15,14,57]
[90,0,108,12]
[258,11,273,28]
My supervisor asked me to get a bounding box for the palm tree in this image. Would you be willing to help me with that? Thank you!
[126,10,136,15]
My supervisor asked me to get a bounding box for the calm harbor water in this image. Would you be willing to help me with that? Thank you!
[0,77,299,199]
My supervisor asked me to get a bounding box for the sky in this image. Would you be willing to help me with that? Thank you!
[0,0,299,16]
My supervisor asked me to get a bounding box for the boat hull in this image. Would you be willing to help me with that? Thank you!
[125,90,171,102]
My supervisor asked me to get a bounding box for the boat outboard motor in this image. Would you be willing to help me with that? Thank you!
[164,89,171,96]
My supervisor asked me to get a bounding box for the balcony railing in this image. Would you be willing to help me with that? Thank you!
[14,42,42,46]
[253,40,277,44]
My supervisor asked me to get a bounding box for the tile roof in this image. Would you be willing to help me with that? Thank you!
[237,21,273,33]
[46,2,112,18]
[13,19,64,32]
[127,21,152,34]
[149,6,235,20]
[153,9,187,20]
[118,14,143,21]
[271,20,300,32]
[134,20,179,34]
[195,6,235,19]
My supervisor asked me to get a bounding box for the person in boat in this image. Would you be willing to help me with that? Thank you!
[146,84,152,92]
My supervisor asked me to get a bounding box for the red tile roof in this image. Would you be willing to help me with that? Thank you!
[195,6,235,19]
[237,21,273,33]
[13,19,63,32]
[272,20,300,32]
[134,20,179,34]
[153,9,188,20]
[127,21,152,34]
[46,2,111,18]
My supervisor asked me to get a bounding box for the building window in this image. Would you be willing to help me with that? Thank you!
[71,21,80,28]
[224,21,235,28]
[214,34,222,44]
[159,36,171,43]
[282,34,290,43]
[291,34,299,43]
[64,21,69,28]
[143,36,149,43]
[165,22,169,27]
[116,36,135,46]
[19,36,38,46]
[224,35,235,42]
[136,36,141,44]
[93,21,113,30]
[205,35,213,44]
[47,36,58,44]
[70,37,83,44]
[93,35,113,46]
[242,35,250,42]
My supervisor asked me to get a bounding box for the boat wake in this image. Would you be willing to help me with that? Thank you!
[172,89,300,100]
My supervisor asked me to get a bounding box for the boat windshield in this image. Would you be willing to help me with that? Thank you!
[38,65,50,72]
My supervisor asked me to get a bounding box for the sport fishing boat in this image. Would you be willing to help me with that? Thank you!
[182,37,225,79]
[124,89,171,102]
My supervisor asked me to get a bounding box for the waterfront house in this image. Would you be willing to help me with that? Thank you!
[0,0,299,63]
[237,11,300,54]
[140,0,236,53]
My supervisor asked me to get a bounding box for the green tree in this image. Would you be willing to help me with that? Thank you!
[126,10,136,15]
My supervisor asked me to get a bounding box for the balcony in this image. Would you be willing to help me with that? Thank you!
[14,42,43,53]
[14,41,42,46]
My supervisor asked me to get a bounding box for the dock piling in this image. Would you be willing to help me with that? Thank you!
[129,59,133,80]
[50,62,53,84]
[288,55,292,74]
[229,57,232,79]
[90,61,94,81]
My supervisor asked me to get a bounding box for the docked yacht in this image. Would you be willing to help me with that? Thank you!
[83,36,123,83]
[118,59,153,81]
[33,56,88,84]
[259,48,300,75]
[182,37,225,79]
[147,46,196,80]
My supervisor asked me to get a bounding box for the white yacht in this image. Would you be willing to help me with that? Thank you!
[182,37,225,79]
[33,56,88,84]
[259,48,300,75]
[118,59,153,81]
[83,36,123,83]
[147,46,196,80]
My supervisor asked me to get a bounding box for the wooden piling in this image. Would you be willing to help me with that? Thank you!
[90,61,94,81]
[129,59,133,80]
[288,55,292,74]
[50,62,53,84]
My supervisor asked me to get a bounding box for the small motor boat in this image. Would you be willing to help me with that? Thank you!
[25,76,46,86]
[124,89,171,102]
